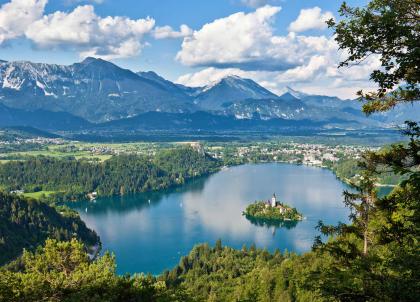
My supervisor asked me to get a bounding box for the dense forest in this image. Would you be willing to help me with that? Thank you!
[162,241,317,301]
[0,192,99,265]
[0,0,419,301]
[326,157,403,186]
[0,147,220,200]
[167,121,420,302]
[0,239,317,302]
[0,239,189,302]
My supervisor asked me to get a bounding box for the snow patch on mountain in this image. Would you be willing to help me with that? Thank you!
[0,57,417,128]
[2,66,25,90]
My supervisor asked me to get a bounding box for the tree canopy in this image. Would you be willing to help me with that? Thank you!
[0,192,99,265]
[0,239,188,302]
[328,0,420,113]
[0,147,220,201]
[0,1,419,301]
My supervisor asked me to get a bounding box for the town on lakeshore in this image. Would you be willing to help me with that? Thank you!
[0,0,416,300]
[243,193,303,223]
[2,135,399,199]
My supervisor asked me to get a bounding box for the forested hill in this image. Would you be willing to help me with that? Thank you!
[161,241,316,301]
[0,192,99,265]
[0,147,220,199]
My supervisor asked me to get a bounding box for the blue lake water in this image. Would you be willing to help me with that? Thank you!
[69,163,351,275]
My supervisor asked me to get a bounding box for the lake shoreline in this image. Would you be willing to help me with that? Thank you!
[69,162,351,275]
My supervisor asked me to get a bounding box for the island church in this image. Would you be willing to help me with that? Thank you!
[268,193,288,214]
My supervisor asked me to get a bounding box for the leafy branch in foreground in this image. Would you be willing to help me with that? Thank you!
[0,239,189,302]
[327,0,419,114]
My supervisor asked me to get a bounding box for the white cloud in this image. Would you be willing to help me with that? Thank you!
[0,0,378,99]
[326,55,381,82]
[25,5,155,59]
[175,5,379,99]
[176,6,338,72]
[276,55,328,83]
[176,52,381,99]
[153,24,192,39]
[0,0,191,58]
[0,0,47,44]
[177,5,305,71]
[288,7,334,33]
[177,67,253,87]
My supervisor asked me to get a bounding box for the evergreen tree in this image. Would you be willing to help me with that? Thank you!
[0,239,188,302]
[307,0,420,300]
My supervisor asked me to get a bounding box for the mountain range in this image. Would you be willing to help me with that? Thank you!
[0,57,418,133]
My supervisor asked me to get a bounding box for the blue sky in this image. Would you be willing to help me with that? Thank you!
[0,0,373,98]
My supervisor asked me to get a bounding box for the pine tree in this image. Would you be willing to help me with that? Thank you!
[342,158,378,256]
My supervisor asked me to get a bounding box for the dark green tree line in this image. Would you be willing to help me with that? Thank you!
[0,147,220,200]
[0,192,99,265]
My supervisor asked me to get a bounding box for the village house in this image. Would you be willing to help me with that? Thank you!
[87,192,98,201]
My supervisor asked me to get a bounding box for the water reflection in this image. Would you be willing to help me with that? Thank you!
[244,215,299,229]
[68,163,350,275]
[71,176,208,214]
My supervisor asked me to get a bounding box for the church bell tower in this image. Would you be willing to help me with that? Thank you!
[271,193,276,207]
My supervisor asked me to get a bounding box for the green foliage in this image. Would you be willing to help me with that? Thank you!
[1,133,418,301]
[0,147,220,200]
[161,241,322,302]
[0,239,185,302]
[310,122,420,301]
[0,192,99,265]
[330,156,404,186]
[1,2,418,301]
[244,201,302,221]
[327,0,419,113]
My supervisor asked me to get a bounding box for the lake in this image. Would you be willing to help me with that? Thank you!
[69,163,350,275]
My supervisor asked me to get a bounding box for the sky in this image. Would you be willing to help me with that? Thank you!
[0,0,376,98]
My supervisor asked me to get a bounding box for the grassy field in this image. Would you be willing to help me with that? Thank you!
[0,141,169,163]
[22,191,57,200]
[74,154,113,161]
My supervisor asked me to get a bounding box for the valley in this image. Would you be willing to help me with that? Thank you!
[68,162,350,275]
[0,0,418,300]
[0,128,402,197]
[1,58,418,137]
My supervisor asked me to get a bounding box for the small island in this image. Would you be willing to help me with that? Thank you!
[243,193,303,222]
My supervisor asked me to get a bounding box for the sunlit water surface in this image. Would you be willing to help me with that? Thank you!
[69,163,352,275]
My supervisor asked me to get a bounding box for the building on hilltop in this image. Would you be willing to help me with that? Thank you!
[188,142,205,156]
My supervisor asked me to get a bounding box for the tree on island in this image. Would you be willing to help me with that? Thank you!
[0,1,419,301]
[243,198,303,223]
